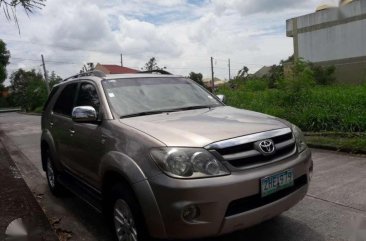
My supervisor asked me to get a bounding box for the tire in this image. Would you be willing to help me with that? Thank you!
[45,150,66,197]
[107,184,149,241]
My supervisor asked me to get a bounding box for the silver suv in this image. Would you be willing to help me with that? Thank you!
[41,70,313,241]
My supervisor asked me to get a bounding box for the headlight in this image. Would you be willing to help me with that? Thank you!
[150,148,230,179]
[292,125,307,153]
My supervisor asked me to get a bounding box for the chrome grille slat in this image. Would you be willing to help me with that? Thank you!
[275,138,296,150]
[207,128,296,169]
[223,150,261,161]
[205,128,292,150]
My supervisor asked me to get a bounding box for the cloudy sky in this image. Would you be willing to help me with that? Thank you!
[1,0,338,83]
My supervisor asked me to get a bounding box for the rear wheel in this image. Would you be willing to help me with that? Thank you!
[45,151,66,196]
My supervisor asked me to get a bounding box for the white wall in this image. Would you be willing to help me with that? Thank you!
[298,19,366,62]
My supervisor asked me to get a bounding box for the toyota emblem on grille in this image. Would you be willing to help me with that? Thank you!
[255,139,276,156]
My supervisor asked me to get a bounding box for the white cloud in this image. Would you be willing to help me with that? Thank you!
[0,0,327,84]
[212,0,311,16]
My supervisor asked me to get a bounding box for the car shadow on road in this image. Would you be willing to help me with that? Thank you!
[52,192,325,241]
[44,192,115,241]
[198,215,325,241]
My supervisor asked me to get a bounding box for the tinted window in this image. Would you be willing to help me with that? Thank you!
[53,83,78,116]
[43,85,60,111]
[76,83,100,113]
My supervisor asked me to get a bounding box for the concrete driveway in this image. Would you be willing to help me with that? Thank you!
[0,112,365,241]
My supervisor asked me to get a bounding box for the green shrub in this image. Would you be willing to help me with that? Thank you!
[279,59,315,92]
[309,63,336,85]
[244,78,268,91]
[33,106,43,113]
[217,85,366,133]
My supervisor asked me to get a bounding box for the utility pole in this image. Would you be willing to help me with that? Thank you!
[228,58,231,81]
[211,57,215,94]
[41,55,50,95]
[120,53,123,67]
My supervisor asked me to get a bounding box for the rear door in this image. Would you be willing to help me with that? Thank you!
[50,82,78,171]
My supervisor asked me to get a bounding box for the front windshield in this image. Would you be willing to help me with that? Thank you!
[102,77,223,118]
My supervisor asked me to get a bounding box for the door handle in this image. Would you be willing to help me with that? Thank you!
[49,122,54,127]
[69,129,75,135]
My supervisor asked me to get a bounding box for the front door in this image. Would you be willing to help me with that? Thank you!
[70,81,105,187]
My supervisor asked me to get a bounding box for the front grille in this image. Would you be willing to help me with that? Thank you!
[213,130,296,169]
[225,174,308,217]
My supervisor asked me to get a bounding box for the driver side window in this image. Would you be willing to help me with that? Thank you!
[76,82,100,114]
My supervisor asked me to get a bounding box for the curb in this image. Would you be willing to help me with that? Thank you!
[0,108,21,113]
[308,144,366,155]
[18,111,42,116]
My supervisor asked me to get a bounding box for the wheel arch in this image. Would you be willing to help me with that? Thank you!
[40,130,58,171]
[99,152,167,238]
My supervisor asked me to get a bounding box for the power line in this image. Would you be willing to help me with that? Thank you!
[10,57,78,65]
[3,38,269,68]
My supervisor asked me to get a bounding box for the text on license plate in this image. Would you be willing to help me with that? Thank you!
[261,169,294,197]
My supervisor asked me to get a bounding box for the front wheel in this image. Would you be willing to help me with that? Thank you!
[113,199,138,241]
[108,184,148,241]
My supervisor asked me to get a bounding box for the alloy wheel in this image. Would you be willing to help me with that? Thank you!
[113,199,138,241]
[46,158,55,188]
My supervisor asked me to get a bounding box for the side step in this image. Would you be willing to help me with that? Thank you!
[58,172,103,213]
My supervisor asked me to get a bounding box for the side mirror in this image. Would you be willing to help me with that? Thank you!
[216,94,226,103]
[72,106,97,123]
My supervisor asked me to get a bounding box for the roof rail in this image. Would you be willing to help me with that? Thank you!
[138,69,172,75]
[63,70,106,82]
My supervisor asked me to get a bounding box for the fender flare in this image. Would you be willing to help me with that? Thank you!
[99,151,166,237]
[40,130,60,171]
[99,151,147,184]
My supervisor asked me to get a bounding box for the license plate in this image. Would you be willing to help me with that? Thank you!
[261,169,294,197]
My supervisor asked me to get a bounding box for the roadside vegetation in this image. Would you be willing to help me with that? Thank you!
[219,83,366,133]
[217,58,366,151]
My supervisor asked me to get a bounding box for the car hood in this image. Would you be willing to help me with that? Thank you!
[119,106,288,147]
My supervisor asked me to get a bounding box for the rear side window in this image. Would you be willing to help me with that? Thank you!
[53,83,78,117]
[43,85,60,111]
[76,83,100,114]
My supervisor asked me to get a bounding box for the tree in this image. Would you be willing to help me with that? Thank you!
[10,68,47,111]
[143,57,166,71]
[80,62,95,73]
[188,72,204,86]
[1,0,45,32]
[0,39,10,88]
[48,71,62,88]
[237,66,249,79]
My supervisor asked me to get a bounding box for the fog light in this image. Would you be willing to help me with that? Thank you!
[309,161,314,180]
[182,205,200,222]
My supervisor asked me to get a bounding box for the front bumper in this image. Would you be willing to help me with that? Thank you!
[145,149,312,239]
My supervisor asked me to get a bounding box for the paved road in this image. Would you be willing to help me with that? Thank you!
[0,112,365,241]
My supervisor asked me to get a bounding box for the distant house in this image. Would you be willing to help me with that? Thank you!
[202,77,226,88]
[1,87,10,98]
[95,63,139,74]
[253,66,272,78]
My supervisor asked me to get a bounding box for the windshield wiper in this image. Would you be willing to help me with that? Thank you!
[168,105,214,112]
[120,106,215,118]
[120,110,170,118]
